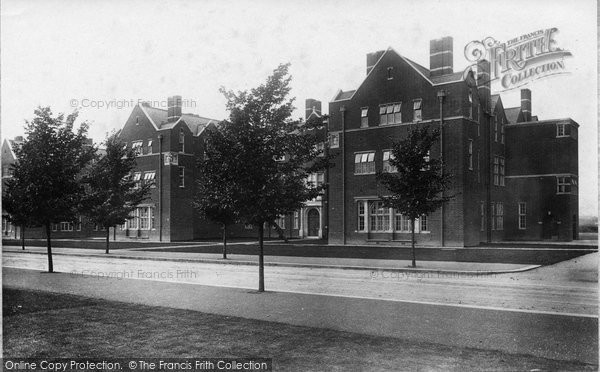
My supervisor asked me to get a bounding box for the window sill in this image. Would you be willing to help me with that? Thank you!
[354,172,376,176]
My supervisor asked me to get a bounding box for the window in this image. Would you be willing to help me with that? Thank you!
[179,130,185,153]
[501,119,505,144]
[315,142,325,156]
[493,156,499,186]
[136,116,140,125]
[495,202,504,230]
[144,171,156,187]
[494,116,498,142]
[369,201,390,232]
[354,152,375,174]
[499,157,505,186]
[307,172,324,188]
[387,66,394,80]
[361,107,369,127]
[52,223,58,232]
[60,221,73,232]
[518,202,527,230]
[477,150,481,183]
[179,166,185,188]
[76,216,82,231]
[395,212,410,232]
[132,141,143,156]
[468,91,473,119]
[147,139,153,154]
[413,99,422,122]
[382,150,397,173]
[275,216,286,229]
[139,208,149,229]
[468,140,473,170]
[133,172,142,189]
[557,176,572,194]
[557,123,569,137]
[329,133,340,148]
[293,211,299,229]
[421,151,431,171]
[379,103,402,125]
[420,215,428,232]
[357,202,366,231]
[480,201,485,231]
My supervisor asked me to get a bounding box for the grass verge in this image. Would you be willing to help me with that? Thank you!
[3,287,596,371]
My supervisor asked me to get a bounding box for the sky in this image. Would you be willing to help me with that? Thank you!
[1,0,597,216]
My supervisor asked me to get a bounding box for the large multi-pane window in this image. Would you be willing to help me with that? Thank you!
[369,201,390,232]
[382,150,397,173]
[556,123,568,137]
[139,208,149,229]
[60,221,73,231]
[413,99,422,122]
[491,202,504,230]
[144,171,156,187]
[354,152,375,174]
[379,103,402,125]
[357,202,366,231]
[518,202,527,230]
[124,207,155,230]
[132,141,143,156]
[361,107,369,127]
[394,212,411,232]
[133,172,142,189]
[500,119,505,144]
[307,172,325,187]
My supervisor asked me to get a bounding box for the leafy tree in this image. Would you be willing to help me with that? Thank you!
[6,107,95,272]
[81,132,152,254]
[3,166,33,250]
[376,126,452,268]
[194,128,239,259]
[217,63,327,291]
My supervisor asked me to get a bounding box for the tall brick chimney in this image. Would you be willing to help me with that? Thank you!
[521,89,532,122]
[167,95,182,122]
[430,36,454,77]
[366,50,386,75]
[476,59,491,113]
[305,98,322,119]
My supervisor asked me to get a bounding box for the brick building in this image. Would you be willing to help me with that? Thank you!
[325,36,579,247]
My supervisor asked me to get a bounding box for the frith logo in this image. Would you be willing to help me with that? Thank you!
[464,28,572,91]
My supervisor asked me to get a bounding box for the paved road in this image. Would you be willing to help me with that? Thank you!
[3,251,597,316]
[3,267,597,364]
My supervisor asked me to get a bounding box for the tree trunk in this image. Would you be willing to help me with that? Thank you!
[411,217,416,268]
[21,225,25,250]
[258,223,265,292]
[105,227,110,254]
[222,223,227,259]
[45,223,53,273]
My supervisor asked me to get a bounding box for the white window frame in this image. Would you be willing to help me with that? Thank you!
[179,166,185,188]
[357,201,366,232]
[179,129,185,153]
[329,132,340,148]
[132,141,143,156]
[557,176,571,194]
[369,201,391,232]
[147,139,153,154]
[556,123,568,138]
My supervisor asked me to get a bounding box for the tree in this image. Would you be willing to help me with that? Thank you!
[81,132,152,254]
[3,168,33,250]
[217,63,327,291]
[6,107,95,272]
[376,126,453,268]
[194,128,239,259]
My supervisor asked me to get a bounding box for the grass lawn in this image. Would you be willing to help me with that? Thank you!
[3,288,596,371]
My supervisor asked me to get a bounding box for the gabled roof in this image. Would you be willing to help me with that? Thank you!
[504,107,522,124]
[7,138,23,159]
[331,47,465,102]
[138,104,219,136]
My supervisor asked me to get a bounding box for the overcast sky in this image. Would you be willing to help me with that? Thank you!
[1,0,597,216]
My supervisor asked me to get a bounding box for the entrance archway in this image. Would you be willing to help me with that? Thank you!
[307,209,320,237]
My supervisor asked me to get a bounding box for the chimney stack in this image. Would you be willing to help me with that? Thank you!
[430,36,454,77]
[476,59,491,113]
[305,98,322,119]
[521,89,532,122]
[366,50,386,75]
[167,95,182,122]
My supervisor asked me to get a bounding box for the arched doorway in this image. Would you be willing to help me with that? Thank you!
[307,209,320,237]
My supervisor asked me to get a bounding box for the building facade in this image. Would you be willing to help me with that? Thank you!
[324,36,579,247]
